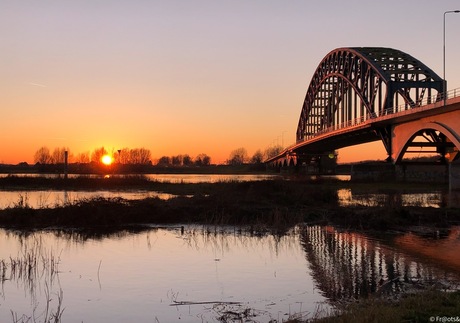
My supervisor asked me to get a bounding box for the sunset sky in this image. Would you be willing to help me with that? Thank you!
[2,1,460,164]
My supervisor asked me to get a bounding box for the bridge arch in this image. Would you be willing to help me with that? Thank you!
[393,121,460,163]
[296,47,444,155]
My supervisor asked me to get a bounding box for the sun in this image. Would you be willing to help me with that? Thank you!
[101,154,113,165]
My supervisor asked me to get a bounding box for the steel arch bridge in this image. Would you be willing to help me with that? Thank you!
[266,47,460,170]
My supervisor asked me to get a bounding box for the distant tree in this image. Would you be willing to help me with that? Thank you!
[51,147,71,164]
[182,154,193,166]
[75,151,90,164]
[264,145,284,160]
[228,147,248,165]
[194,153,209,166]
[157,156,171,166]
[91,147,107,164]
[34,146,52,164]
[130,148,152,164]
[250,150,264,164]
[118,148,130,164]
[171,155,182,166]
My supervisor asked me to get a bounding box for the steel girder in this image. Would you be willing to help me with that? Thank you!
[296,47,445,145]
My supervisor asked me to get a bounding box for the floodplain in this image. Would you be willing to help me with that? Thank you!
[1,174,460,322]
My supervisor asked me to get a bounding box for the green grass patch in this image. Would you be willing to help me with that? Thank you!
[311,290,460,323]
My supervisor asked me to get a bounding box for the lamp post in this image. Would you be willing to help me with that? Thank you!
[443,10,460,105]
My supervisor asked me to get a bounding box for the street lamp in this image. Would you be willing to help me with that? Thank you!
[443,10,460,105]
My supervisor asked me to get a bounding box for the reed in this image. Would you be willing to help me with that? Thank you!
[2,237,64,323]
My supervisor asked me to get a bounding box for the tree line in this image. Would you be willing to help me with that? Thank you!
[33,146,213,166]
[226,146,284,165]
[33,144,285,166]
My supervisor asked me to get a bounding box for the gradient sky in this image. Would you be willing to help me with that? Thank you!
[2,1,460,164]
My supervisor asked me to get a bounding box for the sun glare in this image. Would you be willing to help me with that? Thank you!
[101,155,113,165]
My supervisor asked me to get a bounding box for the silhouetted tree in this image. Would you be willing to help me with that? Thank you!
[130,148,151,164]
[91,147,107,164]
[228,147,248,165]
[75,151,90,164]
[182,154,193,166]
[172,155,182,166]
[157,156,171,166]
[264,145,284,159]
[34,146,52,164]
[195,153,211,166]
[251,150,264,164]
[117,148,130,164]
[51,147,71,164]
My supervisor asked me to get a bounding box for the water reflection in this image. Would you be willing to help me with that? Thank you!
[2,226,460,322]
[0,190,176,209]
[337,188,447,208]
[0,227,327,323]
[0,173,281,183]
[300,226,460,301]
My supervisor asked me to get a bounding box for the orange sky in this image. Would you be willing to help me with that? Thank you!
[1,1,460,165]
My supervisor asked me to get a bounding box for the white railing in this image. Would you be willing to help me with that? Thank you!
[298,86,460,144]
[266,87,460,162]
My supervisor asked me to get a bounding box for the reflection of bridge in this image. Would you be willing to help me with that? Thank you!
[267,47,460,170]
[300,226,453,301]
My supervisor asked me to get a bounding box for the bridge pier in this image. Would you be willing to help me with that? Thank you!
[449,161,460,190]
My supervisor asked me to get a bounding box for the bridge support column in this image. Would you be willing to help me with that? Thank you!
[449,161,460,190]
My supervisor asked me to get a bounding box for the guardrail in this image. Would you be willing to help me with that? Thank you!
[267,87,460,163]
[300,87,460,143]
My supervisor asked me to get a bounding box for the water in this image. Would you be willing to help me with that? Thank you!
[1,225,459,322]
[0,173,282,183]
[0,226,327,323]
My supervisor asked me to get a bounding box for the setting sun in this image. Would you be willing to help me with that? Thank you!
[101,155,113,165]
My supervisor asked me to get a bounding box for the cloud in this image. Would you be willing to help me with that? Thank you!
[28,82,47,87]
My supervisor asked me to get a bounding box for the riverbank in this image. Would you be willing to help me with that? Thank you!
[288,289,460,323]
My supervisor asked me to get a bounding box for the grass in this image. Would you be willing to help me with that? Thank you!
[304,289,460,323]
[1,237,64,323]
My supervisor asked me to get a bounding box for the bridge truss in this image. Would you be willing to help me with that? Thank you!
[296,47,445,156]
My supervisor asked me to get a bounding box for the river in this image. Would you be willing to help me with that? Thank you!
[1,225,459,322]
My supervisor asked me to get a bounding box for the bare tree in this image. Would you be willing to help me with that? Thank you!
[157,156,171,166]
[195,153,211,166]
[171,155,182,166]
[91,147,107,164]
[264,145,284,160]
[117,148,130,164]
[130,148,152,164]
[34,146,52,164]
[76,151,90,163]
[251,149,264,164]
[182,154,193,166]
[51,147,71,164]
[228,147,248,165]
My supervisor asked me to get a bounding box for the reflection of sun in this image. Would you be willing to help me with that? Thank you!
[101,155,113,165]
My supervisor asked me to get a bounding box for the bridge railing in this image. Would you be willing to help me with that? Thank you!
[300,87,460,142]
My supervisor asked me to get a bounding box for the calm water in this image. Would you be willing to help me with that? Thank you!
[1,225,459,322]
